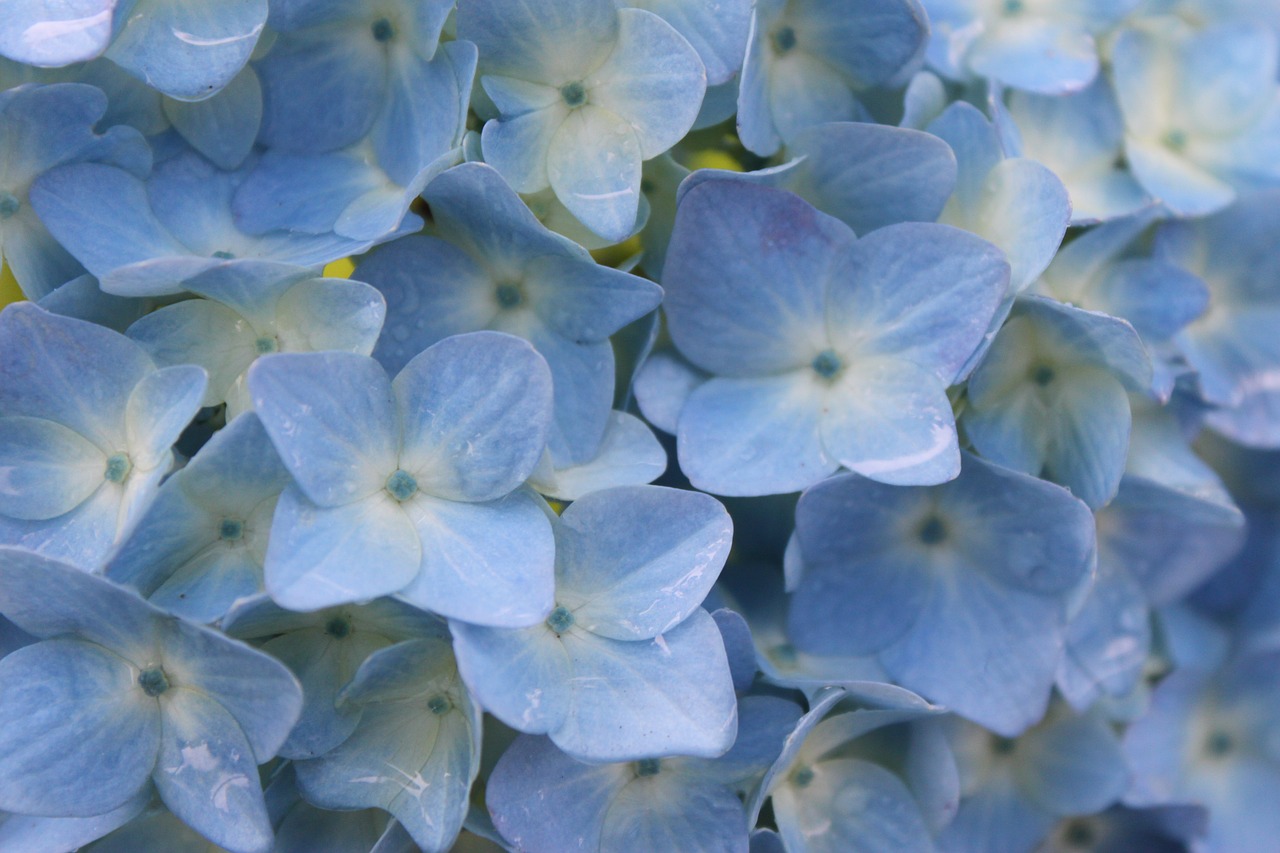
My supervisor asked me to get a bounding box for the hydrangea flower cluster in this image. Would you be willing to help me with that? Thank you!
[1,1,1279,852]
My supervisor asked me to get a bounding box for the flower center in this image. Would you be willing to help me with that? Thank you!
[0,191,19,219]
[918,515,947,546]
[635,758,661,777]
[371,18,395,42]
[211,250,235,260]
[1062,819,1096,848]
[104,452,133,483]
[1029,364,1056,387]
[255,335,279,354]
[811,349,842,379]
[138,666,170,697]
[495,282,524,309]
[560,81,587,108]
[219,518,244,541]
[791,765,815,788]
[546,605,575,634]
[325,616,352,638]
[991,736,1017,756]
[428,695,452,715]
[1163,129,1188,152]
[771,25,797,54]
[1003,0,1025,14]
[1204,729,1234,758]
[385,469,418,501]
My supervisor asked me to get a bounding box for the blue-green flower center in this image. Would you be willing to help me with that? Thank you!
[791,765,815,788]
[560,81,587,108]
[635,758,662,777]
[1163,129,1188,152]
[428,695,452,715]
[371,18,395,42]
[1030,364,1056,387]
[811,349,842,379]
[1003,0,1025,15]
[918,515,947,546]
[325,616,352,638]
[0,191,19,219]
[255,335,279,354]
[772,642,798,664]
[1062,820,1096,848]
[991,736,1017,755]
[1204,730,1234,758]
[385,469,418,501]
[496,282,524,309]
[219,518,244,541]
[138,666,170,696]
[212,250,235,260]
[104,452,132,483]
[772,25,797,54]
[546,605,575,634]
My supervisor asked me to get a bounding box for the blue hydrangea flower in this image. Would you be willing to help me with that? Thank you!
[786,453,1096,735]
[0,82,150,299]
[0,549,302,853]
[962,295,1153,509]
[1000,78,1154,224]
[1110,17,1280,216]
[29,141,388,297]
[0,1,267,101]
[1033,210,1207,400]
[0,302,207,569]
[736,0,928,156]
[457,0,707,242]
[247,333,556,621]
[526,410,667,501]
[486,695,803,852]
[451,485,737,761]
[1123,651,1280,853]
[292,637,481,853]
[103,413,290,623]
[222,593,445,761]
[354,162,663,465]
[125,260,386,419]
[1156,191,1280,447]
[0,790,152,853]
[662,180,1009,496]
[628,0,753,87]
[162,65,263,170]
[939,706,1128,853]
[921,0,1140,94]
[748,688,956,852]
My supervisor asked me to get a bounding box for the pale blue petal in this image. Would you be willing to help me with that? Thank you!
[529,411,667,501]
[486,734,625,853]
[231,150,384,236]
[735,12,779,156]
[450,622,572,735]
[264,488,421,611]
[554,609,737,761]
[2,206,86,301]
[1018,712,1127,815]
[127,299,255,407]
[0,416,104,521]
[0,302,153,451]
[971,158,1071,294]
[524,255,662,342]
[373,42,475,186]
[773,758,934,853]
[783,122,957,235]
[766,52,860,145]
[585,9,705,159]
[789,0,928,89]
[678,373,834,497]
[271,276,386,356]
[938,768,1053,853]
[554,486,731,641]
[106,0,265,100]
[819,361,960,486]
[879,566,1063,736]
[400,490,556,628]
[632,350,708,436]
[0,638,159,816]
[153,688,272,853]
[636,0,751,85]
[0,548,160,658]
[394,332,552,503]
[457,0,618,83]
[0,788,149,852]
[1041,367,1132,509]
[530,327,616,467]
[163,65,262,169]
[160,617,302,761]
[830,222,1007,377]
[248,352,398,506]
[600,772,749,853]
[968,19,1097,94]
[663,181,848,375]
[546,106,643,243]
[29,163,187,278]
[124,364,207,471]
[479,106,567,194]
[148,548,263,624]
[711,608,758,695]
[0,0,116,66]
